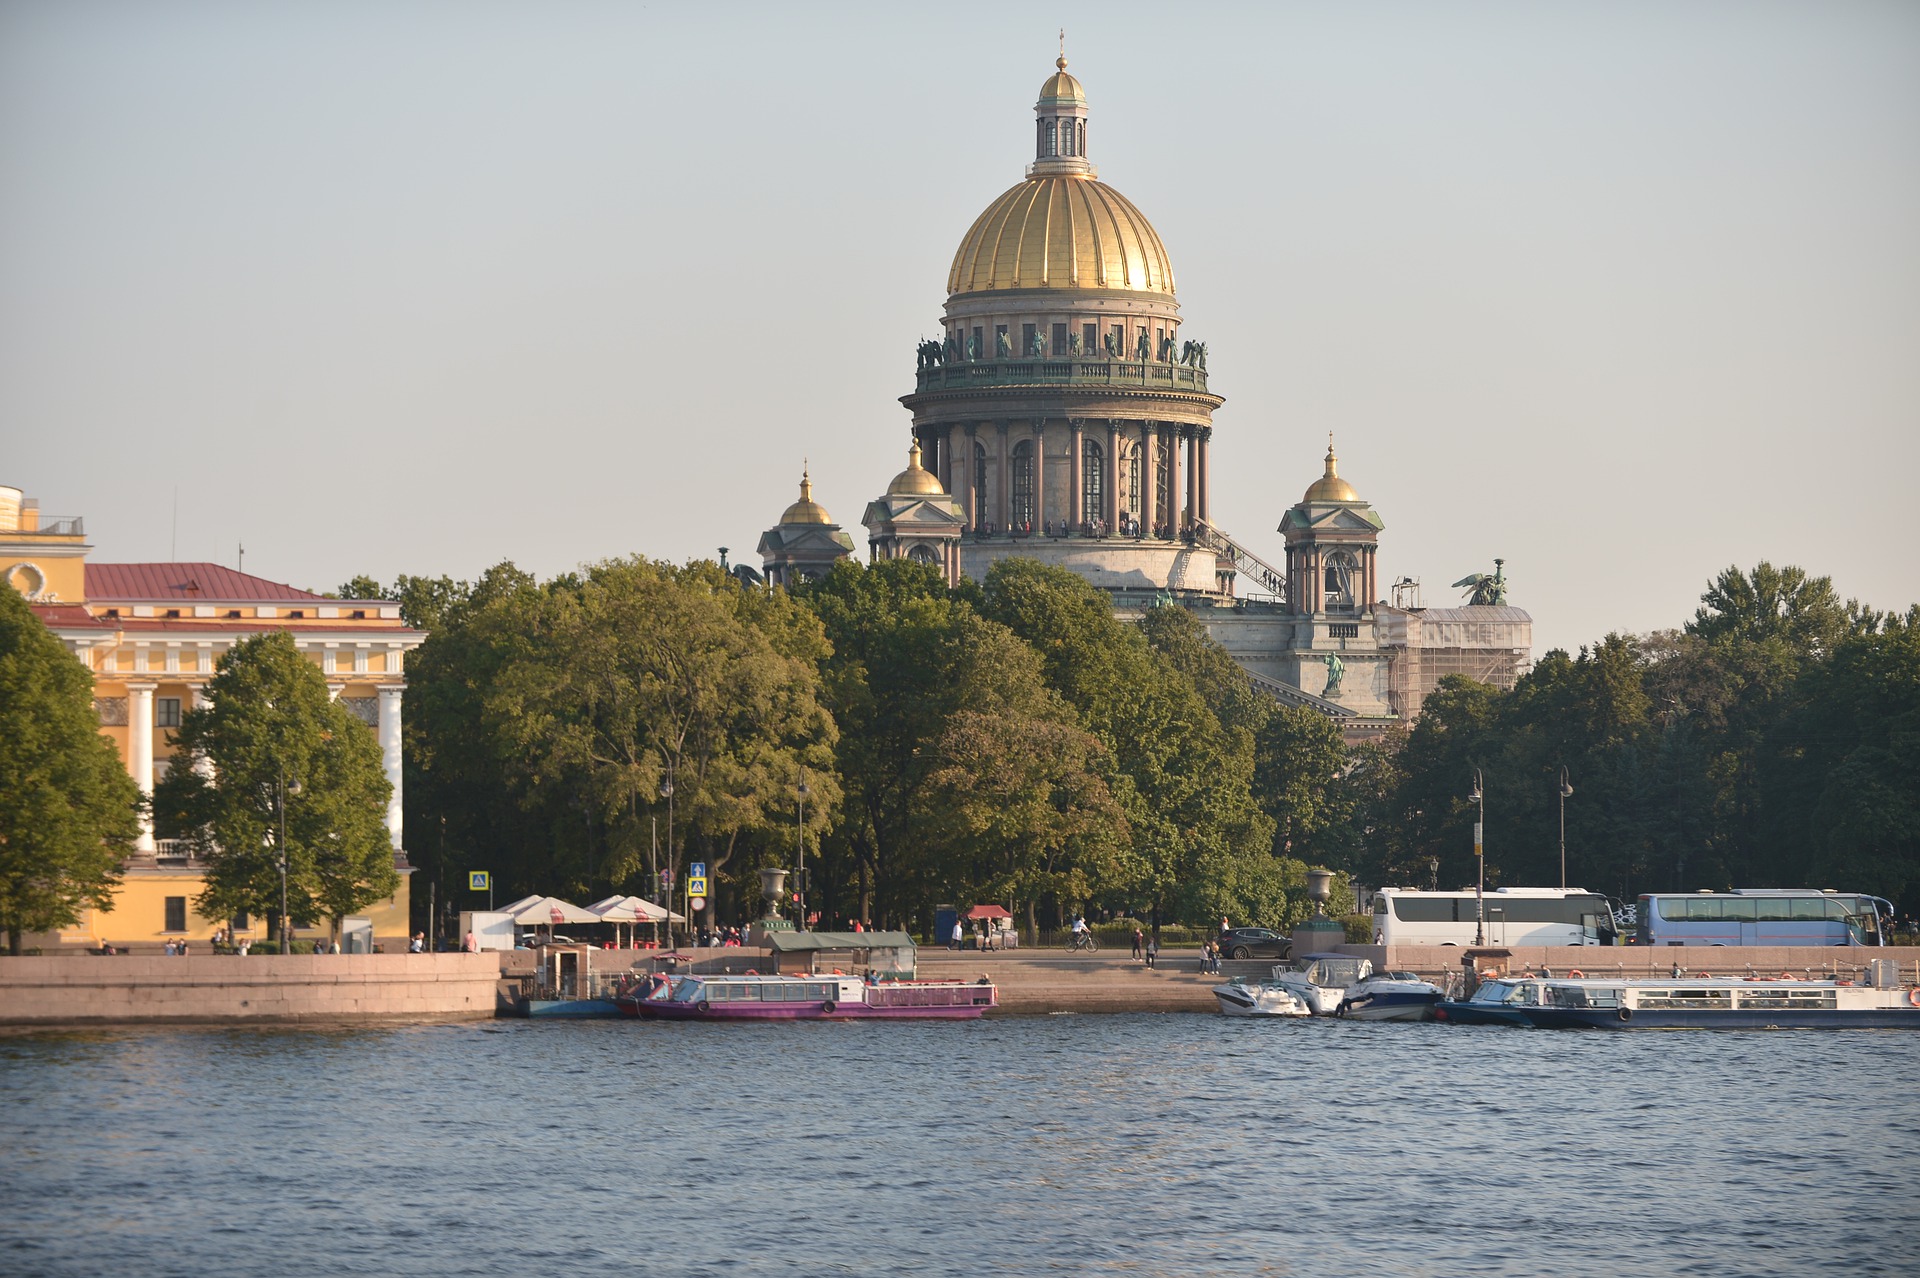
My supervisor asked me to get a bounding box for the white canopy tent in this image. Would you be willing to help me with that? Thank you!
[500,896,602,928]
[586,894,686,948]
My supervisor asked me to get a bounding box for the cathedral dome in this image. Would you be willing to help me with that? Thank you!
[948,177,1175,297]
[887,441,945,495]
[945,56,1174,298]
[1303,441,1359,504]
[780,469,832,525]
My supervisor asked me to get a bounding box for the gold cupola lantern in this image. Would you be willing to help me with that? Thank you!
[887,440,946,496]
[780,466,832,525]
[1303,436,1360,504]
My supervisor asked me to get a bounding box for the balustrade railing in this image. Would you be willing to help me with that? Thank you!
[913,358,1210,394]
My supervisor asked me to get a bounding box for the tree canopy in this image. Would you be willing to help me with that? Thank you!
[0,588,140,952]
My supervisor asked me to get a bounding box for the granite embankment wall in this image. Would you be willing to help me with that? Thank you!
[0,953,501,1025]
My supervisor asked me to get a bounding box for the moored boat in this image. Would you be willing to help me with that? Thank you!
[1212,976,1310,1017]
[1509,974,1920,1030]
[1433,977,1544,1026]
[1271,953,1373,1016]
[613,972,997,1021]
[1336,970,1446,1022]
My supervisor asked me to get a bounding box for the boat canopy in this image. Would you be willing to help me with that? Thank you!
[765,930,917,977]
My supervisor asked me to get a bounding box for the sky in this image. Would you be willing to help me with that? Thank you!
[3,0,1916,655]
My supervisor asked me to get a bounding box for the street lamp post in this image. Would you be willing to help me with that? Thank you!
[660,765,675,949]
[277,770,300,953]
[1469,769,1485,945]
[1558,766,1574,891]
[796,771,809,931]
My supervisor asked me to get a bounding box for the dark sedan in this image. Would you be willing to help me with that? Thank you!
[1219,927,1290,960]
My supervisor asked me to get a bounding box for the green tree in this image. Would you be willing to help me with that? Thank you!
[0,587,140,952]
[980,560,1275,930]
[155,631,396,943]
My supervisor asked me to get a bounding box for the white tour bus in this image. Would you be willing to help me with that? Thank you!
[1372,888,1616,947]
[1635,890,1893,947]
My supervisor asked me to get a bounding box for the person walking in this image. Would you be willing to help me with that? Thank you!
[1144,935,1158,969]
[950,919,963,951]
[1131,928,1144,962]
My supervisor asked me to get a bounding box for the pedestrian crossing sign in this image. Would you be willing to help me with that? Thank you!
[469,871,490,892]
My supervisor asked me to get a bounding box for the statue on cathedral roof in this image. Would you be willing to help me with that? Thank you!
[1451,558,1509,606]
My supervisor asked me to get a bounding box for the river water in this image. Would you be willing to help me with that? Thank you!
[3,1014,1917,1277]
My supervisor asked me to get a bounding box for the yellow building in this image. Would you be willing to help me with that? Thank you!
[4,485,425,950]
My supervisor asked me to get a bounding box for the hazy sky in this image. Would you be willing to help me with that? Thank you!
[4,0,1916,655]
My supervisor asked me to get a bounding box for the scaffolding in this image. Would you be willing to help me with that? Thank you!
[1377,605,1532,718]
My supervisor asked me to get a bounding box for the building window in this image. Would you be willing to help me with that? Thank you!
[1325,552,1357,611]
[1082,322,1098,354]
[1012,441,1035,531]
[103,608,120,619]
[226,610,241,618]
[351,609,366,620]
[1052,323,1069,356]
[164,897,187,933]
[165,609,180,618]
[1082,440,1104,527]
[908,544,938,566]
[971,326,983,360]
[974,441,989,528]
[1021,323,1038,357]
[1061,119,1076,156]
[1043,119,1057,156]
[156,697,182,728]
[233,912,251,932]
[1125,446,1141,517]
[287,609,304,619]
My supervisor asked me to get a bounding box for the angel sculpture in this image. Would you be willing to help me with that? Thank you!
[1451,558,1509,607]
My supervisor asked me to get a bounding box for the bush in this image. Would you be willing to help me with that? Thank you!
[1339,914,1375,944]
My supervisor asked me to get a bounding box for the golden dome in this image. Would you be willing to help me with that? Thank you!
[887,441,946,496]
[948,176,1174,297]
[780,468,832,525]
[1039,56,1085,104]
[1304,439,1359,503]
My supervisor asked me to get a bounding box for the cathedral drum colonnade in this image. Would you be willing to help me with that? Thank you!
[898,56,1225,595]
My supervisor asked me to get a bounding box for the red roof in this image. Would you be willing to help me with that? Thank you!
[965,905,1014,920]
[86,563,331,603]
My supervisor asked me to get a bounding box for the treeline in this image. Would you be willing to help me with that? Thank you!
[374,558,1354,937]
[366,559,1918,935]
[1369,564,1920,909]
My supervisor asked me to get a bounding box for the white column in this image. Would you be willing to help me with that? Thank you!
[377,685,405,851]
[128,682,157,852]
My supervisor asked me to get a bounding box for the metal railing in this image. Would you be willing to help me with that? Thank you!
[914,359,1210,395]
[1194,520,1288,604]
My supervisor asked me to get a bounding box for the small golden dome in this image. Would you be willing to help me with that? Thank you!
[1039,56,1086,104]
[887,441,946,496]
[948,176,1174,297]
[780,468,832,525]
[1303,438,1359,503]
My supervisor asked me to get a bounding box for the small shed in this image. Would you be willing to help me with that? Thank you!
[765,930,918,978]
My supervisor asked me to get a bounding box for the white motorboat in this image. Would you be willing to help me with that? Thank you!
[1212,976,1310,1017]
[1271,953,1373,1016]
[1336,970,1445,1021]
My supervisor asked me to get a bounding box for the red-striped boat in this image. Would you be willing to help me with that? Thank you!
[612,972,997,1021]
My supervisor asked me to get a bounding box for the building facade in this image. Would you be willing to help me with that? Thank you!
[5,485,423,949]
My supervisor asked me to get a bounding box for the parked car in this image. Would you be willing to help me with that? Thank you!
[1220,927,1290,960]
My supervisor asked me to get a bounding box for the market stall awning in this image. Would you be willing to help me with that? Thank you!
[965,905,1013,920]
[763,931,916,952]
[500,895,602,926]
[585,894,687,925]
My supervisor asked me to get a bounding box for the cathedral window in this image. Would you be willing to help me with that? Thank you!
[1061,120,1076,156]
[909,545,938,566]
[1021,323,1038,357]
[1155,433,1173,533]
[1043,120,1057,157]
[1082,440,1104,528]
[1125,445,1141,516]
[1324,552,1358,612]
[1082,322,1098,354]
[1052,323,1068,356]
[1012,441,1035,531]
[974,441,989,528]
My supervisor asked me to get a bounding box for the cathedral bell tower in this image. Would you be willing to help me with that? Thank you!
[1281,438,1384,620]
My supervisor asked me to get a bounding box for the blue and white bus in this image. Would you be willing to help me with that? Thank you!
[1635,890,1894,947]
[1372,888,1616,947]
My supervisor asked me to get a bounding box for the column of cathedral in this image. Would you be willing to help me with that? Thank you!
[1031,418,1047,530]
[995,422,1010,530]
[1069,420,1084,528]
[1166,426,1183,537]
[1140,423,1158,536]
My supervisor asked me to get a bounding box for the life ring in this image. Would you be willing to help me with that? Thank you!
[1566,969,1585,979]
[1698,972,1712,979]
[1908,989,1920,1007]
[744,969,758,976]
[1618,1007,1633,1022]
[821,1000,837,1014]
[1781,972,1795,981]
[1835,980,1853,986]
[696,999,711,1013]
